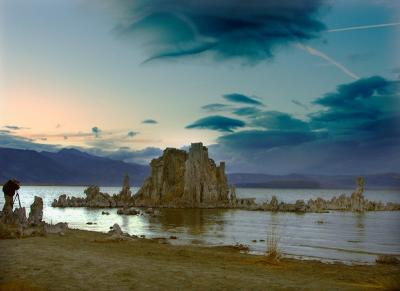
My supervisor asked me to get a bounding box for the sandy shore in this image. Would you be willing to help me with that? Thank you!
[0,229,399,291]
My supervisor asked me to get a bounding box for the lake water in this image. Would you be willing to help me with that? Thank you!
[1,186,399,264]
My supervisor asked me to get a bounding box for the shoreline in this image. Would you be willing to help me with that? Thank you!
[1,228,399,290]
[4,184,400,190]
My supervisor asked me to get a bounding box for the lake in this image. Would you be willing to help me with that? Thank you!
[1,186,399,264]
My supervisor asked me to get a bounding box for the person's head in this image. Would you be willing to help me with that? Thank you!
[11,179,20,186]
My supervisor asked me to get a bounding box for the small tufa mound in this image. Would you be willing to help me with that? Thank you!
[45,222,68,235]
[0,196,67,239]
[117,207,140,215]
[28,196,43,225]
[376,255,400,265]
[232,243,250,252]
[100,223,135,242]
[108,223,123,236]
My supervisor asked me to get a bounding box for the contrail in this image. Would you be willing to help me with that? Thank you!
[328,22,400,32]
[297,44,360,80]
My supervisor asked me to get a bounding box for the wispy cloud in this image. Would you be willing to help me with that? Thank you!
[142,119,158,124]
[3,125,28,131]
[127,131,138,138]
[202,103,232,112]
[223,93,264,106]
[297,43,360,80]
[92,126,101,138]
[328,22,400,32]
[291,100,309,110]
[186,115,245,132]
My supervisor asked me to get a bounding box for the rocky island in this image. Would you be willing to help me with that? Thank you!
[53,143,236,209]
[52,143,400,212]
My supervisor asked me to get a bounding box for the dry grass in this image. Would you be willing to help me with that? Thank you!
[1,229,400,290]
[265,230,281,264]
[375,275,400,290]
[0,280,39,291]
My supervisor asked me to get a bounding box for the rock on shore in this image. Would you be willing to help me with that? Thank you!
[134,143,231,207]
[0,195,68,239]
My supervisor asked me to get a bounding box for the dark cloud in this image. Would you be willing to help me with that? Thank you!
[202,103,231,112]
[232,107,263,116]
[310,76,400,140]
[92,126,101,138]
[251,111,310,131]
[207,76,400,174]
[223,93,264,106]
[102,147,163,164]
[142,119,158,124]
[291,99,309,110]
[0,132,60,152]
[127,131,138,138]
[218,130,318,150]
[186,115,245,132]
[114,0,326,63]
[0,131,161,165]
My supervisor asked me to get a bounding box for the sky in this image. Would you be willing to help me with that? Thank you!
[0,0,399,174]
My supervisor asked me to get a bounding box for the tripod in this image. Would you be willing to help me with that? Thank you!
[13,192,22,209]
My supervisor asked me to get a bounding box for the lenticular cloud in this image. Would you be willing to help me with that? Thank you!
[114,0,326,63]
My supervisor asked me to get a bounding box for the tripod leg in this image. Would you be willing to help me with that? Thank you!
[17,193,22,209]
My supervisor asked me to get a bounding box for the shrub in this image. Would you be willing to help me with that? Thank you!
[265,230,281,263]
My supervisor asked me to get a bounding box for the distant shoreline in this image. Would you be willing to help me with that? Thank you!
[3,184,399,190]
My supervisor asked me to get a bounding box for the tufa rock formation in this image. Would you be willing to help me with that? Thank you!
[50,157,400,212]
[52,175,135,208]
[117,207,140,215]
[0,195,68,239]
[28,196,43,225]
[252,176,400,213]
[134,143,230,207]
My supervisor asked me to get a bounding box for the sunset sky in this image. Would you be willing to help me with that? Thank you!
[1,0,399,174]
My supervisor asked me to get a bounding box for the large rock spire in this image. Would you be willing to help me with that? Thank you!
[134,143,230,207]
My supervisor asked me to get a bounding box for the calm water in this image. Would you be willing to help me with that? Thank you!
[1,186,399,264]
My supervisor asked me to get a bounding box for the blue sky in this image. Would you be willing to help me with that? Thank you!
[0,0,399,174]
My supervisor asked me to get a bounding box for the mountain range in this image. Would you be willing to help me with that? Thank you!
[0,147,149,186]
[0,147,399,189]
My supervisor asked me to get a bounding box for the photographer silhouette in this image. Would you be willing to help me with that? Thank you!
[2,179,21,215]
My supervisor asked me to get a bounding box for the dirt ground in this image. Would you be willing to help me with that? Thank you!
[0,229,399,291]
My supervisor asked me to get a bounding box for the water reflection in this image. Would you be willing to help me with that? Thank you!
[355,212,366,238]
[1,186,399,263]
[151,208,226,235]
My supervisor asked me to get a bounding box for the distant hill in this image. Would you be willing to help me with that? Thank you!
[227,173,400,190]
[0,147,149,186]
[1,147,399,189]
